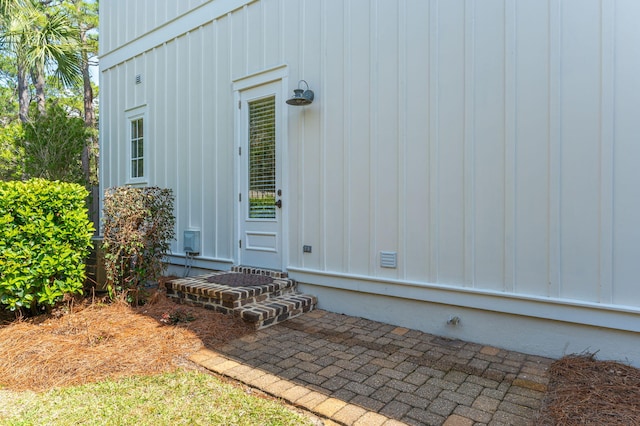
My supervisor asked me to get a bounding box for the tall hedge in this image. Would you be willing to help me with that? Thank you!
[0,179,94,313]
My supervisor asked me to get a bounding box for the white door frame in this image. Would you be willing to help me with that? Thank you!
[233,65,289,271]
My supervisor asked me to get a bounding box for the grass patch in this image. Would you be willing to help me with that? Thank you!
[1,371,316,426]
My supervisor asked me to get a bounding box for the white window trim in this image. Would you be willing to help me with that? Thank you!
[125,105,148,185]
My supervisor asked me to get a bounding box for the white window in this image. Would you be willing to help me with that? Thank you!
[126,107,147,183]
[130,117,144,179]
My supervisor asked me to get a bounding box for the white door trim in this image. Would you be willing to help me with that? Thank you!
[233,66,289,271]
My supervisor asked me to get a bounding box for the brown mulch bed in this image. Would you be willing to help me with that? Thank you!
[537,353,640,425]
[0,289,253,392]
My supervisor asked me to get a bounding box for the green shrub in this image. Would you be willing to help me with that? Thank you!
[20,104,88,185]
[0,179,94,313]
[102,186,175,303]
[0,122,24,181]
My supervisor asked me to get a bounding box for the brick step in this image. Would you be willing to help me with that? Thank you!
[231,265,289,279]
[164,270,317,329]
[236,293,318,330]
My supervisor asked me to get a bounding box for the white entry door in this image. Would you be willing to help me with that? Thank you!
[238,82,283,270]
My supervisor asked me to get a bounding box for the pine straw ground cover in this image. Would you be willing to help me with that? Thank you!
[0,289,253,392]
[537,353,640,425]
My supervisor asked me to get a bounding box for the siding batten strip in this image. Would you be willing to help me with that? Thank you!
[428,0,439,284]
[398,0,407,280]
[320,0,327,271]
[174,37,181,251]
[599,0,614,304]
[343,0,352,273]
[279,0,285,64]
[243,5,249,77]
[298,0,306,269]
[162,45,168,195]
[261,0,266,69]
[548,0,562,299]
[187,33,192,231]
[369,0,378,276]
[213,21,220,258]
[156,48,163,188]
[200,27,207,256]
[211,24,219,257]
[464,0,476,288]
[504,0,517,293]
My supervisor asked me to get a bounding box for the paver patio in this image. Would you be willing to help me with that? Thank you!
[191,309,553,425]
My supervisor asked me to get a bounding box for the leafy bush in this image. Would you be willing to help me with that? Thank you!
[0,179,94,313]
[102,186,175,303]
[20,103,88,185]
[0,122,24,181]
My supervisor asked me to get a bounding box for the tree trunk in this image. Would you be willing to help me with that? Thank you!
[80,29,99,233]
[81,30,95,184]
[17,63,29,123]
[32,67,46,115]
[82,59,94,127]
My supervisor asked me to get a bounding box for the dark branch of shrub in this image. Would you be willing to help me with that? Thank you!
[101,186,175,304]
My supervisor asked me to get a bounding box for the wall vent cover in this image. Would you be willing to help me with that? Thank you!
[380,251,397,268]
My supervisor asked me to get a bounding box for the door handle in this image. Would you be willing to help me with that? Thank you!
[274,199,282,208]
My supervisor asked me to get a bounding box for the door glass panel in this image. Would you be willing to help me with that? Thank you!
[248,96,276,219]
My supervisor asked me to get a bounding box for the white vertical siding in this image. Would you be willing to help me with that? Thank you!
[559,0,601,302]
[435,0,465,286]
[403,0,430,283]
[101,0,640,310]
[100,0,211,55]
[513,0,550,297]
[299,0,323,271]
[373,0,400,280]
[613,0,640,307]
[323,0,346,272]
[472,0,505,291]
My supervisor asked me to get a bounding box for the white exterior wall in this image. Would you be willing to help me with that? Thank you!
[101,0,640,364]
[100,0,210,54]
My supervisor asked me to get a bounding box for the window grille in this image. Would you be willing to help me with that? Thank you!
[130,118,144,178]
[248,96,276,219]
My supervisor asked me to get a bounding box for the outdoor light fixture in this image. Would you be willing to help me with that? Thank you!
[286,80,314,106]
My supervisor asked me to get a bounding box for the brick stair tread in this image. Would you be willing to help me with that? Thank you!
[236,293,318,323]
[167,273,297,302]
[165,271,318,329]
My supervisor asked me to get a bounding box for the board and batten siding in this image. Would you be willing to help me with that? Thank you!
[100,0,210,55]
[100,0,640,313]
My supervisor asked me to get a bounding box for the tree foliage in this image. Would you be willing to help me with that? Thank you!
[0,121,23,180]
[0,0,98,184]
[20,102,87,184]
[1,0,81,121]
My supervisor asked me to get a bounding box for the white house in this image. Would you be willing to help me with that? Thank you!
[100,0,640,366]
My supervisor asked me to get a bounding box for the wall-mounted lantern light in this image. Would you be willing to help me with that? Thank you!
[286,80,314,106]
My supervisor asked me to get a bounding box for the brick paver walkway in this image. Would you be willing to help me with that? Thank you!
[191,310,553,425]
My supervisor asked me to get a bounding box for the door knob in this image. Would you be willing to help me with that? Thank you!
[274,199,282,208]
